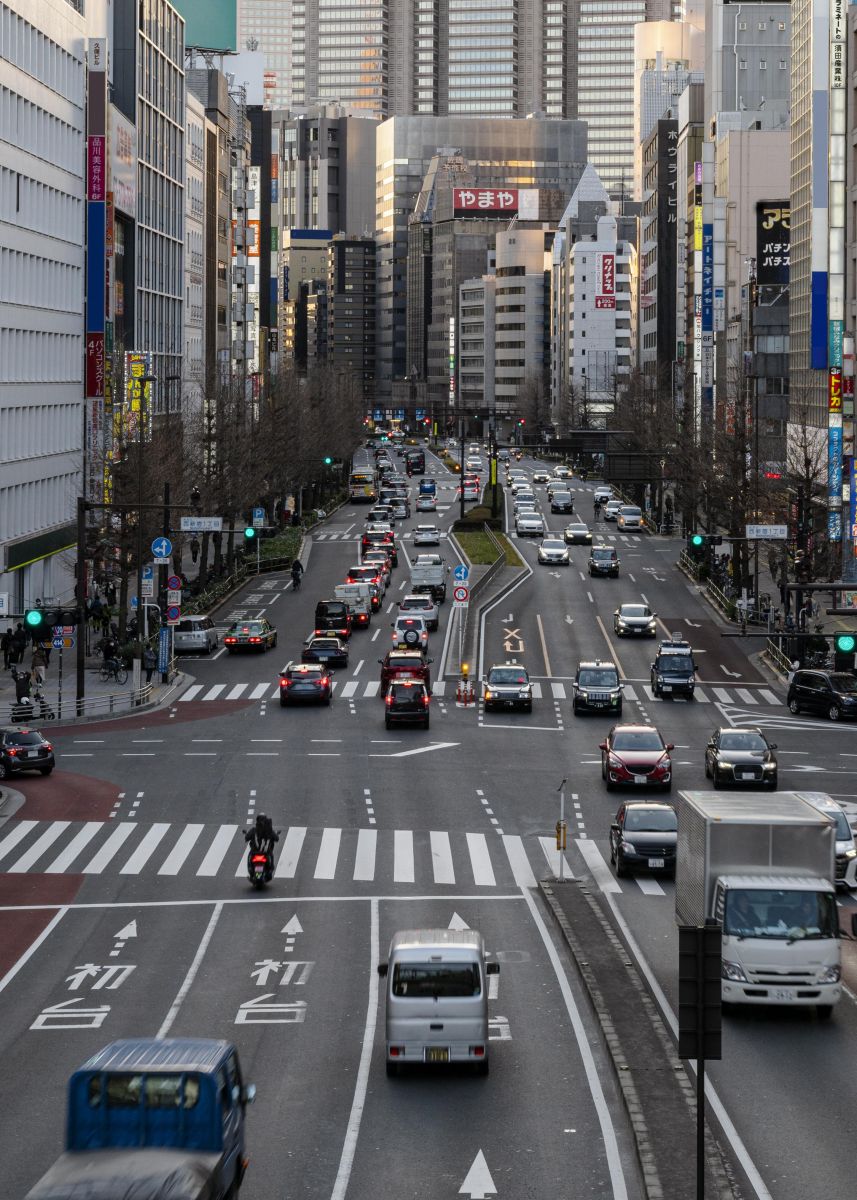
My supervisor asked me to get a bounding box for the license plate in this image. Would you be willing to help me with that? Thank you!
[773,989,795,1001]
[648,858,665,869]
[739,772,755,781]
[318,655,330,661]
[505,700,514,707]
[661,684,672,692]
[425,1047,449,1063]
[592,701,606,707]
[634,775,648,784]
[26,751,39,759]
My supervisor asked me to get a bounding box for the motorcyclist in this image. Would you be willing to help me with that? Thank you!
[245,813,279,880]
[290,558,304,590]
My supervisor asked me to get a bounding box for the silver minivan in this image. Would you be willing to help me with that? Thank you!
[173,615,218,655]
[378,928,499,1076]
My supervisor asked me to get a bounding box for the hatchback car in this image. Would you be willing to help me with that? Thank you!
[573,661,623,716]
[458,482,480,501]
[172,615,218,656]
[0,727,55,778]
[593,486,614,507]
[564,521,592,545]
[516,512,545,537]
[279,662,333,706]
[416,494,436,513]
[589,546,619,577]
[224,619,277,653]
[613,604,657,637]
[385,680,431,729]
[390,496,411,519]
[314,600,352,639]
[379,650,432,694]
[392,614,429,651]
[600,724,673,791]
[537,538,570,566]
[345,565,383,610]
[301,634,349,668]
[362,527,398,565]
[787,670,857,721]
[367,506,395,525]
[705,727,778,788]
[609,802,677,878]
[483,664,533,712]
[550,490,574,514]
[603,499,624,522]
[617,505,643,531]
[399,592,439,631]
[413,524,441,546]
[362,550,393,585]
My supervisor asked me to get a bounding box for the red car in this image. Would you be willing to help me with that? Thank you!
[599,724,674,792]
[378,650,433,695]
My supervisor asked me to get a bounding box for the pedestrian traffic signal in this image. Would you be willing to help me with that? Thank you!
[834,632,856,672]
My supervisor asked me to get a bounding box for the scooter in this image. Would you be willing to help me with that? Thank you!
[247,848,275,889]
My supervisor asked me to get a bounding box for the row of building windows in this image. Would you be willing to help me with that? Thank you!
[0,402,81,464]
[0,246,81,312]
[0,164,82,244]
[0,3,83,105]
[0,86,82,176]
[0,472,80,544]
[0,328,80,383]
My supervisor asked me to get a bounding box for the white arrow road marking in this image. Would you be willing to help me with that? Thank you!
[685,618,702,627]
[282,916,303,935]
[459,1150,497,1199]
[449,912,470,930]
[502,613,513,622]
[114,921,138,940]
[720,666,742,678]
[368,742,460,758]
[785,763,827,773]
[565,615,574,625]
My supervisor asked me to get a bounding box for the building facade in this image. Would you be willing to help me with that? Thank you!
[184,88,206,411]
[633,19,703,200]
[639,117,678,381]
[327,235,377,401]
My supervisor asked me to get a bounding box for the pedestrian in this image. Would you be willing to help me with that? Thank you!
[143,644,157,685]
[1,628,11,670]
[190,536,200,564]
[106,582,117,606]
[40,637,52,668]
[89,595,103,626]
[30,643,47,689]
[12,622,27,664]
[100,603,111,635]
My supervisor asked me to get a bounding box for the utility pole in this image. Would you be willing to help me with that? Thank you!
[160,480,170,682]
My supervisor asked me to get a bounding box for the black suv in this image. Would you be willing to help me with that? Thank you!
[384,680,431,729]
[787,669,857,721]
[588,546,619,578]
[650,641,696,699]
[550,490,574,514]
[573,661,623,716]
[0,727,55,778]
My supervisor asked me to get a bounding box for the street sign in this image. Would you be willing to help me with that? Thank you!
[167,589,182,605]
[0,593,9,617]
[745,524,788,540]
[142,565,154,580]
[151,536,172,559]
[253,506,265,529]
[166,605,180,625]
[141,580,154,598]
[453,585,469,603]
[453,564,470,583]
[53,636,74,649]
[52,637,64,649]
[180,516,223,533]
[52,625,75,635]
[158,627,170,672]
[130,596,138,609]
[167,575,181,591]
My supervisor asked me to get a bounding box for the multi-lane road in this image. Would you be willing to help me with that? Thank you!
[1,443,855,1200]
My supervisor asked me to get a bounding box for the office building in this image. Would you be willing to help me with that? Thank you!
[327,235,377,401]
[184,89,207,412]
[639,118,678,383]
[0,0,88,609]
[459,277,497,422]
[633,20,703,200]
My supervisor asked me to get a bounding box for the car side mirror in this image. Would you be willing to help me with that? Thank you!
[610,823,620,832]
[666,743,675,752]
[599,742,608,751]
[378,659,383,664]
[769,743,777,750]
[427,658,434,664]
[486,961,500,975]
[707,740,715,748]
[377,963,388,977]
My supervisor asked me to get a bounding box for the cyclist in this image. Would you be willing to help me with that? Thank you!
[291,558,304,590]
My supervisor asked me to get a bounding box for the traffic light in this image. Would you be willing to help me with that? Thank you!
[25,608,47,634]
[26,607,80,633]
[518,418,526,427]
[244,526,256,551]
[834,632,856,672]
[323,455,333,465]
[687,533,706,561]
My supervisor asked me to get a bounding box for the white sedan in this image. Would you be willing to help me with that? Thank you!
[516,512,545,537]
[538,538,570,565]
[413,524,441,546]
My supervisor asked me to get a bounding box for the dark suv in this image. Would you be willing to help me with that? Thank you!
[0,727,55,778]
[787,669,857,721]
[573,661,623,716]
[588,545,619,577]
[314,600,352,639]
[650,643,696,699]
[384,680,431,729]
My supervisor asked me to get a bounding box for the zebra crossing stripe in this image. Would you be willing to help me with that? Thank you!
[314,827,341,879]
[197,825,239,876]
[433,680,446,697]
[538,836,573,879]
[82,823,136,873]
[712,688,732,703]
[502,834,537,887]
[159,824,204,876]
[394,830,415,883]
[364,681,380,698]
[467,832,495,887]
[531,682,543,699]
[7,822,70,873]
[45,822,103,873]
[248,683,269,700]
[551,682,566,699]
[353,828,377,880]
[621,684,638,701]
[736,688,757,704]
[120,823,170,875]
[201,684,226,701]
[178,684,204,702]
[636,876,666,896]
[694,687,711,703]
[225,683,248,700]
[274,826,306,878]
[576,839,621,894]
[430,830,455,884]
[758,689,780,704]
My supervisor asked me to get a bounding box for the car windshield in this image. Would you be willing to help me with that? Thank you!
[620,606,650,618]
[719,732,767,752]
[723,888,838,940]
[612,730,664,751]
[659,655,694,674]
[176,619,203,632]
[5,732,45,746]
[830,674,857,694]
[624,809,677,833]
[567,523,587,532]
[542,540,565,550]
[311,639,339,649]
[621,508,642,517]
[230,622,263,633]
[578,669,618,687]
[489,669,529,685]
[389,656,422,669]
[403,598,430,608]
[392,963,481,998]
[553,492,572,500]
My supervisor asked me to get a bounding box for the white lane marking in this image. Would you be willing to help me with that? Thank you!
[622,684,639,702]
[636,876,666,896]
[466,832,496,887]
[275,826,307,878]
[82,823,136,873]
[371,628,380,642]
[196,826,239,876]
[576,839,621,894]
[0,907,68,994]
[530,682,543,699]
[353,829,377,881]
[394,829,415,883]
[502,835,537,887]
[694,687,711,703]
[45,823,103,873]
[430,830,455,884]
[536,612,552,677]
[340,681,359,698]
[587,591,593,603]
[178,684,204,702]
[201,684,226,701]
[6,822,70,873]
[157,902,223,1038]
[643,685,657,701]
[520,889,629,1200]
[363,681,380,698]
[159,824,205,875]
[225,683,248,700]
[538,836,573,878]
[315,828,342,879]
[329,898,379,1200]
[353,659,364,675]
[433,680,446,696]
[211,646,226,660]
[248,683,269,700]
[551,682,566,699]
[758,688,780,704]
[120,824,171,875]
[713,687,733,703]
[736,688,757,704]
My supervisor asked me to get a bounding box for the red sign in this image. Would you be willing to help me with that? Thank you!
[595,252,615,308]
[88,135,106,201]
[86,332,104,397]
[453,188,518,215]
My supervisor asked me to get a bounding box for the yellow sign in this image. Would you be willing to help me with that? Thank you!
[694,207,703,251]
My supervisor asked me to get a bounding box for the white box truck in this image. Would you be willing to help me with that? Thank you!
[675,792,856,1018]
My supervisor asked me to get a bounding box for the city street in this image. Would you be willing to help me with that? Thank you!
[1,449,856,1200]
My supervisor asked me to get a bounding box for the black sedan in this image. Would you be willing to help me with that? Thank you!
[564,521,592,545]
[0,726,55,778]
[609,801,677,878]
[301,634,349,669]
[279,662,333,706]
[705,726,778,788]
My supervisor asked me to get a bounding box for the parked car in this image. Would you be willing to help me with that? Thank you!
[172,614,218,655]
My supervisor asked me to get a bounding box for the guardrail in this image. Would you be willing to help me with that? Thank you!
[765,636,794,677]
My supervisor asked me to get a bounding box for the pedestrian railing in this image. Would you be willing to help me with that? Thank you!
[765,636,794,677]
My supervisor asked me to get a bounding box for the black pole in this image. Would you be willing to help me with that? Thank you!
[696,932,705,1200]
[459,416,465,522]
[75,496,87,713]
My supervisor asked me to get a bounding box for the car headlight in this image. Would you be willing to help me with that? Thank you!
[657,676,665,684]
[845,848,857,860]
[721,960,748,982]
[579,690,589,700]
[763,761,776,770]
[617,620,626,628]
[608,754,623,768]
[647,621,656,629]
[718,761,734,770]
[818,965,841,984]
[620,840,637,854]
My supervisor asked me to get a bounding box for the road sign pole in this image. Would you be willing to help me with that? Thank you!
[57,646,63,721]
[257,536,260,576]
[558,778,566,882]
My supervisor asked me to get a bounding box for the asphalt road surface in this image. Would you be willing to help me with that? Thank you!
[1,445,855,1200]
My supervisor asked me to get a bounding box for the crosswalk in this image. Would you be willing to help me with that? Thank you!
[0,818,666,895]
[175,678,783,706]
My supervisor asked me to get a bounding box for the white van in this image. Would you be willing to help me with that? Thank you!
[378,929,499,1076]
[794,792,857,890]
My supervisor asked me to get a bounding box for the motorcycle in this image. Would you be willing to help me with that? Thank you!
[247,849,273,889]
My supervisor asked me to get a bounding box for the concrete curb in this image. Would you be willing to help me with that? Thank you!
[0,785,27,828]
[540,879,739,1200]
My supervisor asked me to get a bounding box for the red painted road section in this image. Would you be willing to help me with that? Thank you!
[13,771,120,821]
[42,699,252,738]
[0,876,81,977]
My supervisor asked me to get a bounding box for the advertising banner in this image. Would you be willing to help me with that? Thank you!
[756,203,790,287]
[829,370,843,412]
[124,351,153,441]
[109,107,137,215]
[595,253,616,309]
[453,188,518,215]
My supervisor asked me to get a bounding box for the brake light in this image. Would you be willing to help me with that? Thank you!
[280,678,292,688]
[423,693,430,706]
[321,677,330,687]
[225,637,236,644]
[249,637,261,644]
[43,742,52,751]
[250,854,267,864]
[7,748,18,757]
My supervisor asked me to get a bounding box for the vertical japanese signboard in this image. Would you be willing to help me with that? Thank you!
[755,204,790,287]
[595,253,616,309]
[85,38,107,505]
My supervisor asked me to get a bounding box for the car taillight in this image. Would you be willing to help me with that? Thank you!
[385,693,393,705]
[280,678,292,688]
[321,677,330,687]
[225,637,236,644]
[250,637,261,644]
[7,748,18,757]
[43,743,52,752]
[423,694,430,706]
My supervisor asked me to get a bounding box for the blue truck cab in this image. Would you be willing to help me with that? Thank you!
[26,1038,255,1200]
[418,478,436,497]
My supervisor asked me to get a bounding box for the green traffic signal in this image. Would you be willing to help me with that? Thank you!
[25,609,45,629]
[244,526,256,540]
[323,456,333,465]
[835,633,856,653]
[691,534,704,547]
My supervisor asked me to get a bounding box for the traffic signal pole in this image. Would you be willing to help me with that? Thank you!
[76,496,87,713]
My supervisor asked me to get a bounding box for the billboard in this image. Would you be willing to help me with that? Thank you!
[110,107,137,215]
[594,253,615,309]
[124,352,154,441]
[452,188,538,219]
[755,203,790,287]
[172,0,237,51]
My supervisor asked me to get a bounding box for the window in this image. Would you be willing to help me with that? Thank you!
[759,60,767,69]
[739,60,747,69]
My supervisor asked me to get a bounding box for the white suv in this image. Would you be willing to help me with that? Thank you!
[392,614,429,651]
[399,592,439,631]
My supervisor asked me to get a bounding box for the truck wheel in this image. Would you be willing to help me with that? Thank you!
[386,1060,401,1078]
[817,1005,834,1020]
[476,1058,490,1076]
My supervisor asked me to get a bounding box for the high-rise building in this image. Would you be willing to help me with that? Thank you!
[639,117,678,381]
[327,235,377,401]
[633,20,703,200]
[0,0,88,609]
[184,90,207,411]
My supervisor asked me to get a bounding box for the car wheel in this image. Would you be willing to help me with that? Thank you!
[280,698,288,707]
[704,758,710,778]
[767,773,778,789]
[385,1061,401,1078]
[828,705,841,722]
[615,853,628,878]
[651,681,659,697]
[712,769,721,789]
[385,718,392,729]
[662,781,672,793]
[423,716,430,729]
[788,697,801,714]
[817,1005,834,1021]
[0,761,8,780]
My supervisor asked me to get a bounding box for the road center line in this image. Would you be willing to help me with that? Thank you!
[157,902,223,1038]
[536,612,552,678]
[330,897,379,1200]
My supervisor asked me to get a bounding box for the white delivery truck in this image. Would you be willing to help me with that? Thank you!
[675,792,857,1018]
[410,553,448,603]
[334,582,373,630]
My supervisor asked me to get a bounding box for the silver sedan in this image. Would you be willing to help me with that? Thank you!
[538,538,570,565]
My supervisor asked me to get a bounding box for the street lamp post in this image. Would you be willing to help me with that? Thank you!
[136,374,156,666]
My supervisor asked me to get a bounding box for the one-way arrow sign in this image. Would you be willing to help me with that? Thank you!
[459,1150,497,1198]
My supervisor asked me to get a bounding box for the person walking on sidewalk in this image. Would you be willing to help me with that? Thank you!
[190,536,200,564]
[31,643,47,689]
[40,636,52,668]
[1,628,11,670]
[143,644,157,684]
[12,623,27,664]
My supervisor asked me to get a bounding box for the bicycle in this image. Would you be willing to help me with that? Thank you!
[100,657,128,686]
